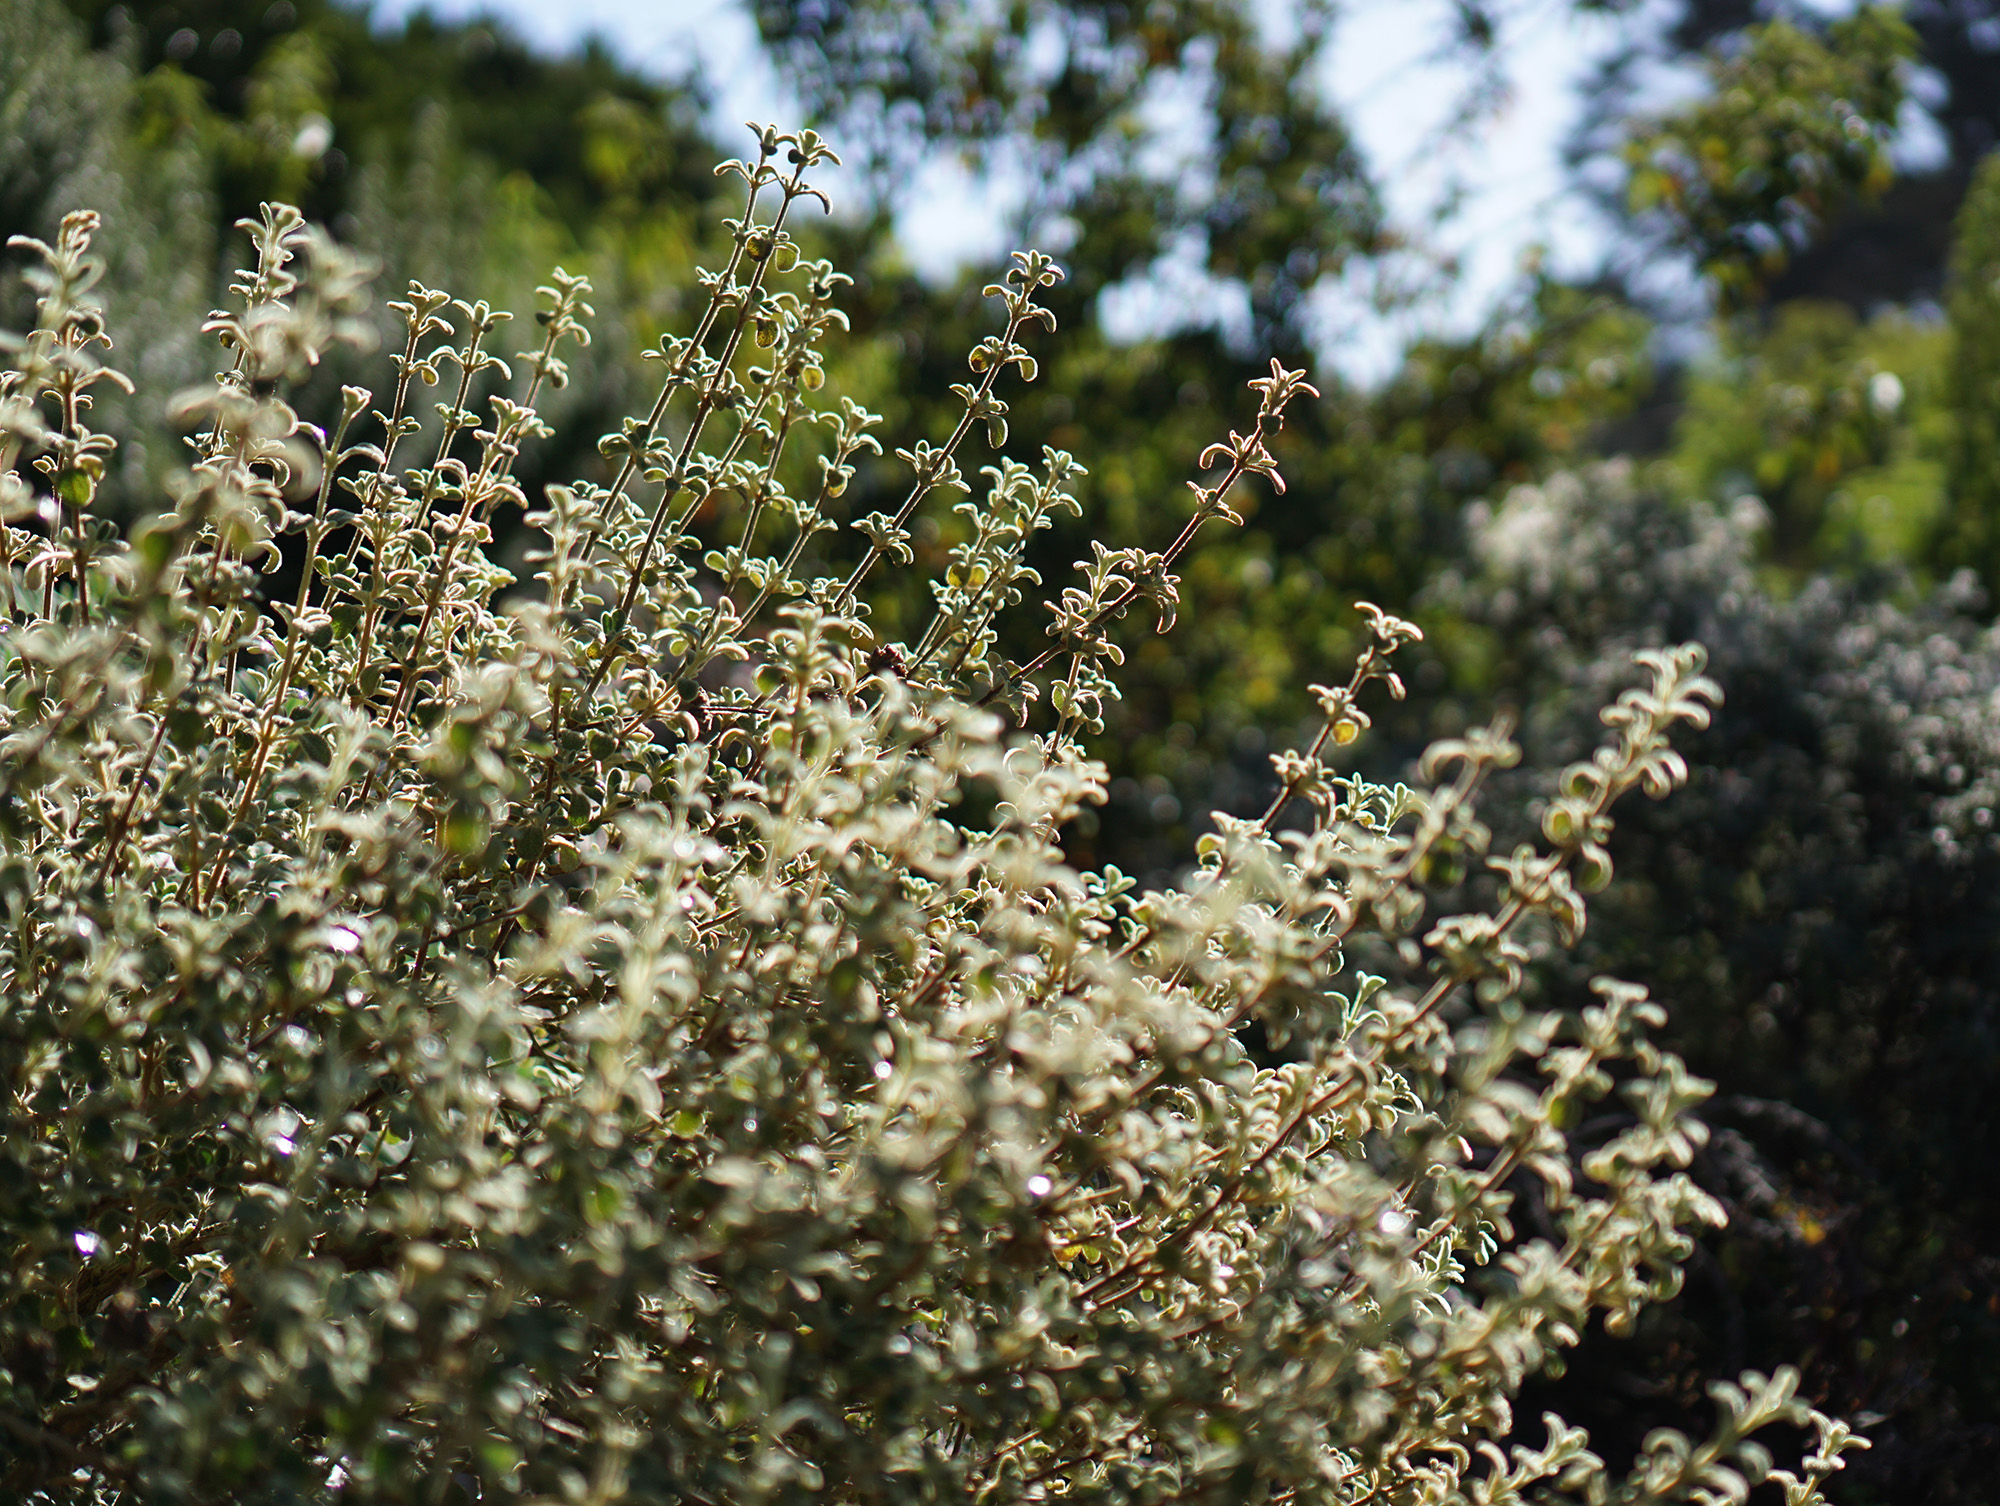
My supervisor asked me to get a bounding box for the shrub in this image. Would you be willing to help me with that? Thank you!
[0,130,1864,1503]
[1449,462,2000,1498]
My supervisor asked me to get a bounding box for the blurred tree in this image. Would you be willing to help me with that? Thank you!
[1619,7,1912,311]
[1669,300,1948,567]
[754,0,1386,356]
[1932,150,2000,588]
[1,0,216,498]
[58,0,724,234]
[1578,0,1992,313]
[1747,0,2000,313]
[10,0,743,527]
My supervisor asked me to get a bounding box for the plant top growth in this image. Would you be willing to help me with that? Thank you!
[0,126,1865,1504]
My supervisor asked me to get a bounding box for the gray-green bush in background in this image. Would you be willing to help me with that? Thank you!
[1448,461,2000,1491]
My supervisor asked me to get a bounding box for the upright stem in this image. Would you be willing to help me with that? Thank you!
[493,143,793,957]
[571,161,812,710]
[200,402,367,904]
[350,318,492,711]
[831,310,1030,617]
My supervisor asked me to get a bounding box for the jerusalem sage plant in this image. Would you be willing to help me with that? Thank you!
[0,128,1866,1504]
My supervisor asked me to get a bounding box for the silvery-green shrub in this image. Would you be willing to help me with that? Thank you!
[0,130,1864,1505]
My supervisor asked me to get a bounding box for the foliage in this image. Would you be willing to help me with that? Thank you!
[1932,151,2000,590]
[1446,462,2000,1502]
[0,0,218,501]
[1586,0,2000,313]
[15,0,2000,1495]
[0,126,1875,1504]
[57,0,724,236]
[1622,7,1912,310]
[5,0,740,526]
[752,0,1385,354]
[1667,301,1949,569]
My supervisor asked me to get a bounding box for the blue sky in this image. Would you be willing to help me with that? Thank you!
[369,0,1650,382]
